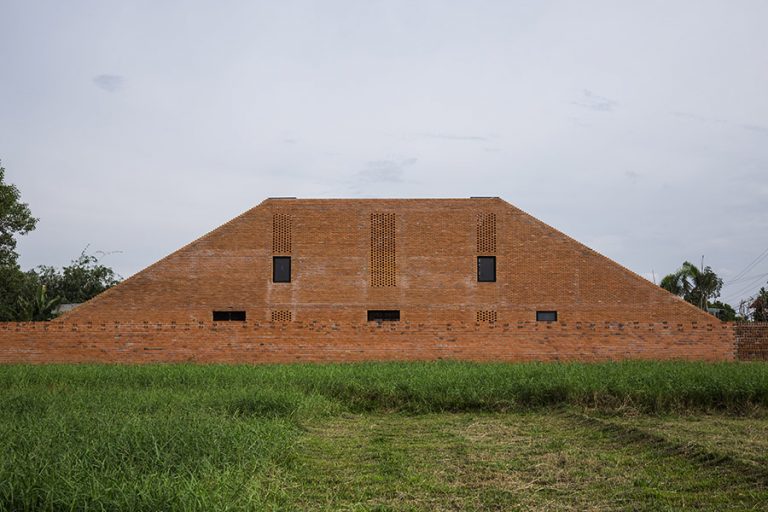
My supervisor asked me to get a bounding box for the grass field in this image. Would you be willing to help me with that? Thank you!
[1,362,768,511]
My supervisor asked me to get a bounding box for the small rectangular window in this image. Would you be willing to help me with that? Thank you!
[367,310,400,322]
[477,256,496,282]
[536,311,557,322]
[213,311,246,321]
[273,256,291,283]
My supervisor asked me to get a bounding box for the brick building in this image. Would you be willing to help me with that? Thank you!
[62,197,715,326]
[1,197,738,364]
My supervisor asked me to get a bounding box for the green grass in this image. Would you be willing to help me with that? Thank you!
[1,362,767,510]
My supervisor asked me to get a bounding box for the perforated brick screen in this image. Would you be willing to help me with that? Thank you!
[271,310,292,322]
[370,213,396,287]
[272,213,291,254]
[477,212,496,254]
[476,310,497,323]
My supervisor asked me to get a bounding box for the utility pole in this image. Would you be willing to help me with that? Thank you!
[700,255,706,310]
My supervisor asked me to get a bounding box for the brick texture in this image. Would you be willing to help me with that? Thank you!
[0,321,734,364]
[734,323,768,361]
[0,198,735,363]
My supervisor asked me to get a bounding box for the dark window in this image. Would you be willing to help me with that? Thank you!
[213,311,246,321]
[367,310,400,322]
[273,256,291,283]
[536,311,557,322]
[477,256,496,282]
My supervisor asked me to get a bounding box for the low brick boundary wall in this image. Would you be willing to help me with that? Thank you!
[734,323,768,361]
[0,320,734,363]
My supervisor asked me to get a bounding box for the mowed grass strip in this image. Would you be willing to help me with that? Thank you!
[604,413,768,470]
[291,412,768,511]
[1,362,767,511]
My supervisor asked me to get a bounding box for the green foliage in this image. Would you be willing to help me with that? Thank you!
[660,260,724,311]
[15,283,61,322]
[0,251,121,321]
[708,300,737,321]
[659,273,681,295]
[0,163,37,267]
[36,249,121,304]
[0,162,121,320]
[0,163,40,320]
[3,361,768,417]
[1,362,768,510]
[0,265,28,321]
[751,286,768,322]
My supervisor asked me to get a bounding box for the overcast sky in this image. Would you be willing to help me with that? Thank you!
[1,0,767,308]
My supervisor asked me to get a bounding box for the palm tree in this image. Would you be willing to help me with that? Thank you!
[660,261,723,311]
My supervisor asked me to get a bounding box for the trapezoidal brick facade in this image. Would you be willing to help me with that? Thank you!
[0,198,735,363]
[60,198,719,325]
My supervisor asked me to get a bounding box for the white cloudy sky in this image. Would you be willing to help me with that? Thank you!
[1,0,767,308]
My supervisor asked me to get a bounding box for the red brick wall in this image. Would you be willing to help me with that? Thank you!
[58,198,719,328]
[734,323,768,361]
[0,320,735,364]
[24,197,729,363]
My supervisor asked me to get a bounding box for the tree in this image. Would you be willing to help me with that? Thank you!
[0,162,37,267]
[750,286,768,322]
[4,250,123,321]
[660,261,724,311]
[0,162,38,320]
[0,265,29,321]
[707,300,737,321]
[36,249,121,304]
[0,161,122,321]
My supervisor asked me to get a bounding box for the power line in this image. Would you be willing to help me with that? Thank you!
[727,271,768,285]
[732,246,768,280]
[729,246,768,282]
[722,272,768,302]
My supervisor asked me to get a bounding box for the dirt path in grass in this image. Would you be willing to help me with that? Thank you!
[285,412,768,511]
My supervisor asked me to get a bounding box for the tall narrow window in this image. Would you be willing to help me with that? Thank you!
[477,256,496,282]
[273,256,291,283]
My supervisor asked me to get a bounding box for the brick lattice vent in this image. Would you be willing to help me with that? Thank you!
[271,310,292,322]
[476,310,497,323]
[477,213,496,254]
[370,213,396,287]
[272,213,292,254]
